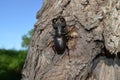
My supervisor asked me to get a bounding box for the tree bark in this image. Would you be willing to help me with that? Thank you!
[21,0,120,80]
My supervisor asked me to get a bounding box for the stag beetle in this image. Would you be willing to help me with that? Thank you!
[52,16,70,59]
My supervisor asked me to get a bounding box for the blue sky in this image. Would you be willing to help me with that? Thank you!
[0,0,44,50]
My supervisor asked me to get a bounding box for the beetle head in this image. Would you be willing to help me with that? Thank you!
[52,16,66,36]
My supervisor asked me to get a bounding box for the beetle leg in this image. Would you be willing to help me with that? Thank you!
[51,45,57,61]
[59,46,70,62]
[66,45,71,62]
[59,52,66,60]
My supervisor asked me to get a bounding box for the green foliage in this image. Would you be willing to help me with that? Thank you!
[21,29,34,48]
[0,28,33,80]
[0,49,27,80]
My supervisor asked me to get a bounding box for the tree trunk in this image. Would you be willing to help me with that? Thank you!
[21,0,120,80]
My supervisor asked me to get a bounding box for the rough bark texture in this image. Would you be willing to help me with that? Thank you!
[21,0,120,80]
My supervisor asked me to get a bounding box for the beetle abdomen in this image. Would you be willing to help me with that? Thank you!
[54,36,66,54]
